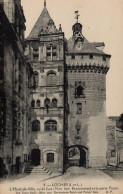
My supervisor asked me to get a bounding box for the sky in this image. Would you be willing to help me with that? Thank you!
[21,0,123,116]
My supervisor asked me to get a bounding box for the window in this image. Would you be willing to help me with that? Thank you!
[77,103,82,114]
[53,52,57,57]
[33,54,38,61]
[52,98,57,107]
[46,45,57,61]
[52,46,56,50]
[47,53,51,57]
[24,154,27,162]
[90,54,93,59]
[71,54,75,59]
[47,71,57,85]
[45,120,57,131]
[76,85,84,98]
[111,150,116,157]
[31,100,35,108]
[33,46,39,61]
[34,71,39,87]
[36,100,40,108]
[103,56,106,61]
[32,120,40,131]
[47,46,51,50]
[45,98,50,108]
[47,153,54,162]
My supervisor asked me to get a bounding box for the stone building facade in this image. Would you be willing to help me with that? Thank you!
[25,1,111,171]
[0,0,33,176]
[25,2,68,171]
[107,116,123,166]
[1,0,112,175]
[66,20,111,168]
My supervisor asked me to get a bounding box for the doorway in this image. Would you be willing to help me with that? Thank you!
[16,156,21,174]
[68,145,87,167]
[31,149,40,166]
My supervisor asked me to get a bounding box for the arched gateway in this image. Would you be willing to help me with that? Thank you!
[68,145,88,168]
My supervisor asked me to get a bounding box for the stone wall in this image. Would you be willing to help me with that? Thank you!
[0,2,32,176]
[67,55,108,167]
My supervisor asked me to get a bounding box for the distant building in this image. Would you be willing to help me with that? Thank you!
[107,116,123,166]
[0,0,33,176]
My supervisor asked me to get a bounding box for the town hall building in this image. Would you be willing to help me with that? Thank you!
[25,0,111,172]
[2,0,119,177]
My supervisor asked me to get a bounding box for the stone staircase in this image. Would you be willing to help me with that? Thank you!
[25,165,52,176]
[25,165,34,174]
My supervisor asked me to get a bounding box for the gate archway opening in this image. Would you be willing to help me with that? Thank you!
[68,145,88,168]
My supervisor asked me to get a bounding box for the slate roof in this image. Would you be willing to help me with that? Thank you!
[27,5,110,57]
[27,6,52,40]
[91,42,105,47]
[67,37,110,56]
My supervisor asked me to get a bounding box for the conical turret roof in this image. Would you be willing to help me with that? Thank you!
[27,6,52,40]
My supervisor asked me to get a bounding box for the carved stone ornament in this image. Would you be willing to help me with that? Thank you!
[40,67,44,73]
[58,40,63,45]
[34,138,41,145]
[58,66,63,72]
[33,43,39,49]
[75,135,81,140]
[59,93,63,97]
[75,121,81,131]
[40,94,44,97]
[59,114,63,119]
[69,84,74,88]
[75,81,85,88]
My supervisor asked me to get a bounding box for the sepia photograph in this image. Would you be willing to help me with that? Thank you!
[0,0,123,193]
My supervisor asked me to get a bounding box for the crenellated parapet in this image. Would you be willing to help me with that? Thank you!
[67,63,109,74]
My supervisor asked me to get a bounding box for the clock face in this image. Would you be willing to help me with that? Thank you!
[76,42,83,50]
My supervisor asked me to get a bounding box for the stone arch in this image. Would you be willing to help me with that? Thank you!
[46,70,57,85]
[47,70,56,76]
[68,145,88,168]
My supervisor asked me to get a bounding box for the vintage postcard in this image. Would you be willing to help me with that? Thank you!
[0,0,123,193]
